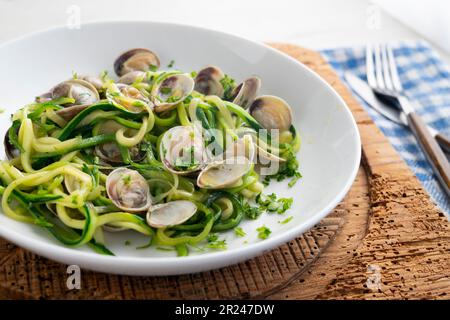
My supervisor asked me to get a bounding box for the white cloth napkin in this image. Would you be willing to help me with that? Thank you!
[375,0,450,54]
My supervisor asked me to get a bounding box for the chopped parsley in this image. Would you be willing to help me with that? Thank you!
[166,95,181,103]
[257,226,271,240]
[263,146,302,187]
[207,233,227,250]
[220,74,236,101]
[256,193,293,214]
[122,174,132,185]
[174,146,199,170]
[149,64,158,72]
[279,216,293,224]
[234,227,246,237]
[100,70,109,82]
[160,87,172,95]
[242,201,263,220]
[71,194,79,205]
[124,240,131,246]
[167,60,175,68]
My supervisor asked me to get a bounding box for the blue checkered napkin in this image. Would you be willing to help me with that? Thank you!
[320,40,450,216]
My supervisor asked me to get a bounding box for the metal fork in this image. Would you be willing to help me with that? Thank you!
[366,44,450,197]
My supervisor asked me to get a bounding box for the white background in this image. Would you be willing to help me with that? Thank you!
[0,0,449,63]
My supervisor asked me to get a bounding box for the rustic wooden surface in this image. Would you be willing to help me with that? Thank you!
[0,44,449,300]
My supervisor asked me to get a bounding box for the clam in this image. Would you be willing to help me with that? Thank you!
[249,95,293,132]
[118,70,147,85]
[229,77,261,108]
[256,144,286,164]
[64,174,81,194]
[114,48,160,76]
[95,142,145,164]
[56,104,91,121]
[50,79,100,121]
[78,75,104,92]
[106,83,151,113]
[194,66,225,97]
[146,200,197,228]
[51,79,100,106]
[151,73,194,113]
[232,128,285,164]
[94,120,145,164]
[159,126,206,175]
[35,92,53,103]
[197,156,252,189]
[106,167,151,213]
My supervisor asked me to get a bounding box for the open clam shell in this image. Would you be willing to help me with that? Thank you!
[146,200,197,228]
[50,79,100,121]
[94,120,145,164]
[194,66,225,97]
[106,167,151,213]
[159,126,207,175]
[230,76,261,108]
[249,95,293,132]
[114,48,160,76]
[118,71,147,85]
[106,83,151,113]
[51,79,100,106]
[151,73,194,113]
[197,156,252,189]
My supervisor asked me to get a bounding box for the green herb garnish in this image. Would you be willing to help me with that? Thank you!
[257,226,271,240]
[242,201,263,220]
[160,87,172,95]
[234,227,246,237]
[279,216,293,224]
[167,60,175,68]
[263,145,302,187]
[220,74,236,101]
[256,193,293,214]
[207,233,227,250]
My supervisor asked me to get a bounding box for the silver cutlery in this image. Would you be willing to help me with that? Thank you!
[366,43,450,196]
[344,71,450,153]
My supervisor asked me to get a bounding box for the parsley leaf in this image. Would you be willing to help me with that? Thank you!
[220,74,236,101]
[257,225,271,240]
[160,87,172,95]
[234,227,246,237]
[207,233,227,250]
[256,193,293,214]
[242,201,263,220]
[279,216,293,224]
[263,145,302,187]
[167,60,175,68]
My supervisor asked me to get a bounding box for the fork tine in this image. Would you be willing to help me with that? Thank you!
[386,44,403,91]
[374,44,385,89]
[381,44,393,90]
[366,45,377,87]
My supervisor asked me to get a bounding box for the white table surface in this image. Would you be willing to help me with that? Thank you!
[1,0,449,64]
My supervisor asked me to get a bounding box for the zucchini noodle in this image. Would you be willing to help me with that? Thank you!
[1,53,301,257]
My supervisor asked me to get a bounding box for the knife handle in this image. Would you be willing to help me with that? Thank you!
[408,112,450,196]
[435,133,450,154]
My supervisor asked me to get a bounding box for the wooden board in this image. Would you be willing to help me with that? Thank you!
[0,44,449,300]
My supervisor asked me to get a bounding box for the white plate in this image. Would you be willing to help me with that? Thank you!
[0,21,360,276]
